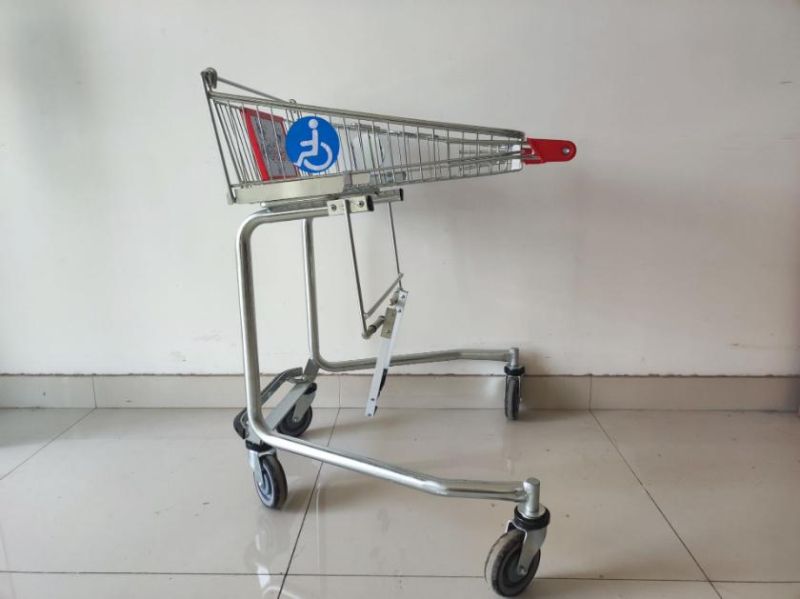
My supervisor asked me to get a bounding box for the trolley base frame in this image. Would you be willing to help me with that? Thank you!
[234,195,549,588]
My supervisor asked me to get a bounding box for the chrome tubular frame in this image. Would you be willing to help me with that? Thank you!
[235,195,540,516]
[202,67,575,594]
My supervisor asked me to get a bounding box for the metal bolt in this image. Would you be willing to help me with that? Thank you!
[331,204,338,211]
[358,200,365,207]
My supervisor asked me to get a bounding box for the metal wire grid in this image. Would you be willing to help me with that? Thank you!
[204,80,528,201]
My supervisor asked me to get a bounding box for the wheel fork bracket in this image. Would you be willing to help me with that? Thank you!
[510,478,550,576]
[510,524,547,576]
[264,360,318,431]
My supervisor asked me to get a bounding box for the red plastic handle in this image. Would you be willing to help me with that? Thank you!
[522,138,577,164]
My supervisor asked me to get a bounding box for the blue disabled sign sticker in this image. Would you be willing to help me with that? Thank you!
[285,116,340,174]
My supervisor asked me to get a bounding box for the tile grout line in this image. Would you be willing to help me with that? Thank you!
[0,408,96,481]
[3,569,796,583]
[589,410,724,599]
[276,403,342,598]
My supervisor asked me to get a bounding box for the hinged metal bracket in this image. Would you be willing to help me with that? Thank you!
[365,290,408,417]
[327,195,374,217]
[506,521,547,576]
[381,304,399,338]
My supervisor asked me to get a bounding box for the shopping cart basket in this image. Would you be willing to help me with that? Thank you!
[201,68,576,596]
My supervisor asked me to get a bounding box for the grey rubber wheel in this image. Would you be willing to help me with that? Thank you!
[253,453,287,510]
[485,529,540,597]
[504,376,521,421]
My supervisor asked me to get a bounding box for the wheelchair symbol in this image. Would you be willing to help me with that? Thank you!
[285,116,340,174]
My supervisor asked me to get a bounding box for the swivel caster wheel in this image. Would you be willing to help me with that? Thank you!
[504,365,524,421]
[504,377,520,420]
[276,383,315,437]
[277,406,313,437]
[253,453,288,510]
[485,529,541,597]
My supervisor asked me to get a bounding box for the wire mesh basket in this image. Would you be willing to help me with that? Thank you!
[201,69,575,204]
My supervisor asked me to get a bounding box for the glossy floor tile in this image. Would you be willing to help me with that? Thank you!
[279,576,719,598]
[0,572,279,598]
[0,408,336,575]
[93,375,339,409]
[289,409,702,580]
[0,408,91,478]
[339,375,508,409]
[714,582,800,599]
[2,407,797,598]
[595,411,800,582]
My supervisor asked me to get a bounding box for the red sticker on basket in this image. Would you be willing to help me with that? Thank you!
[241,108,298,181]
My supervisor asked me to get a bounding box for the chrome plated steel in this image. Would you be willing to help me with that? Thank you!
[519,478,541,519]
[236,207,537,509]
[516,527,547,576]
[202,69,527,204]
[341,198,405,339]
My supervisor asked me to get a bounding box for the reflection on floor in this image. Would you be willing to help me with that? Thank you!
[0,406,797,598]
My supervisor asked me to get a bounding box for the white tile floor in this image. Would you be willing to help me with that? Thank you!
[0,405,798,598]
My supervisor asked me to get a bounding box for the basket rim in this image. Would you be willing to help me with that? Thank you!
[207,89,526,140]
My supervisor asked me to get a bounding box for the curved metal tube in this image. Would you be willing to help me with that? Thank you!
[237,207,328,426]
[256,426,527,502]
[236,208,530,504]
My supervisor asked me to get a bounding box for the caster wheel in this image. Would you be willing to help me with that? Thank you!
[253,453,288,510]
[504,376,521,421]
[277,405,313,437]
[277,384,315,437]
[485,529,541,597]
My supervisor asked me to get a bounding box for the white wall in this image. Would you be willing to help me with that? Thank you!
[1,0,799,376]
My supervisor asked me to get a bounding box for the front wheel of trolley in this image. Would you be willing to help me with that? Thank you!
[253,453,288,510]
[485,529,541,597]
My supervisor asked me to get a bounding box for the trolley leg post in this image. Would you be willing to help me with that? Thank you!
[507,347,520,369]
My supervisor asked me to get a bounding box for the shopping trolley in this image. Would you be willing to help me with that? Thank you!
[201,68,576,596]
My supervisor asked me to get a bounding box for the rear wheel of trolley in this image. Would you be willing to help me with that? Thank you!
[504,376,521,421]
[277,406,313,437]
[276,385,316,437]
